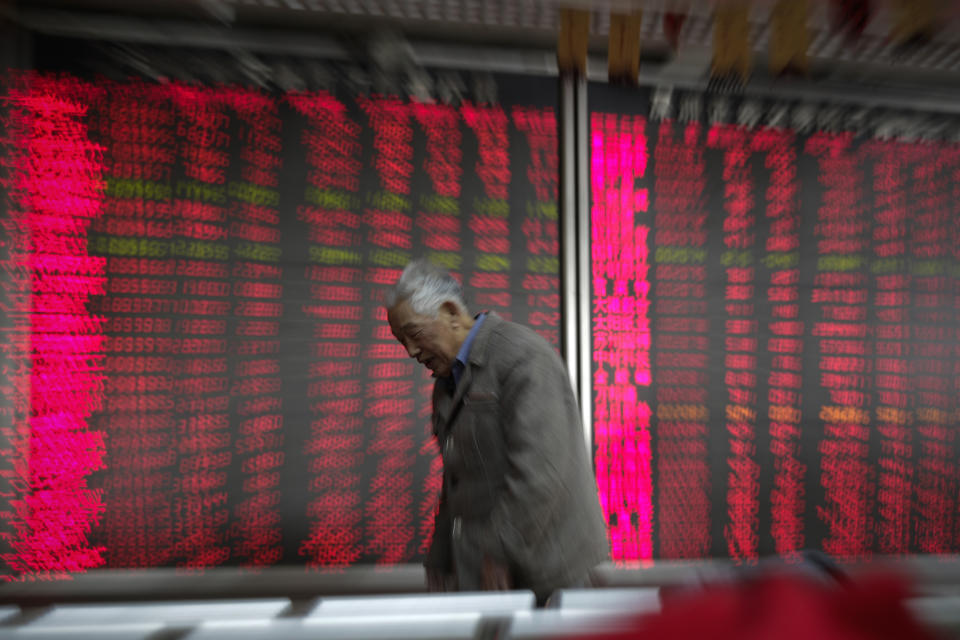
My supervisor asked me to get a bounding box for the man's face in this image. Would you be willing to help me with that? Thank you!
[387,300,463,378]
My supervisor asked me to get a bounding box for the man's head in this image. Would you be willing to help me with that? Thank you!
[385,259,474,378]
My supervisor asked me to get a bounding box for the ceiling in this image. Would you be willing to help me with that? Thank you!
[11,0,960,91]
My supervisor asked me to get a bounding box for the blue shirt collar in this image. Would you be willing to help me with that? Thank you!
[451,312,486,388]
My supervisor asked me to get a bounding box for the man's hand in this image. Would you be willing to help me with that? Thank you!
[426,568,455,592]
[481,557,512,591]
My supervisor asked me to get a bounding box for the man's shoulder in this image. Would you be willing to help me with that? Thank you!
[483,315,557,362]
[485,314,545,344]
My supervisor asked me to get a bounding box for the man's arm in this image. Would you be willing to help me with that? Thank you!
[425,480,454,590]
[424,381,454,589]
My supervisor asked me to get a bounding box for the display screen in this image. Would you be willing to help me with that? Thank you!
[3,53,958,579]
[0,66,560,577]
[592,85,959,562]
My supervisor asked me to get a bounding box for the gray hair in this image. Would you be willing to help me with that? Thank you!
[385,259,468,317]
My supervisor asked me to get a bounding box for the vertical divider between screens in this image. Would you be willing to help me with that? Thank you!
[559,74,580,406]
[558,72,593,460]
[574,75,593,460]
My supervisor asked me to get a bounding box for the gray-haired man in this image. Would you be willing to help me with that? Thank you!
[385,259,609,605]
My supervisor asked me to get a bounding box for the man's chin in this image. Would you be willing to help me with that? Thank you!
[428,365,451,379]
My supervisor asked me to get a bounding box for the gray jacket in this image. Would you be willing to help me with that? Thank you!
[425,312,609,595]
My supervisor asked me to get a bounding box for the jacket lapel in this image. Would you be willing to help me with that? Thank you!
[449,361,474,412]
[434,388,454,440]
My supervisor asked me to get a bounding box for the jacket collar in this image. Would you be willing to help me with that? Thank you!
[446,311,502,412]
[464,310,501,369]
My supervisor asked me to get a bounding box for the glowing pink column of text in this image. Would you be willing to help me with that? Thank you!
[590,114,652,561]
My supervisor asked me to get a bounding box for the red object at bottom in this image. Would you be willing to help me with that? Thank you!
[578,573,936,640]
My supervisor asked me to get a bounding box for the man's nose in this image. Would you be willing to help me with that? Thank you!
[404,340,420,358]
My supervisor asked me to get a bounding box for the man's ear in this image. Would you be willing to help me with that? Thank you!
[439,300,462,327]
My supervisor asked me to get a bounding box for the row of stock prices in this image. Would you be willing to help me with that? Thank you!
[591,85,960,562]
[0,71,560,577]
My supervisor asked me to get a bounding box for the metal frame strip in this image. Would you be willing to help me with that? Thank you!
[573,73,592,460]
[558,73,579,407]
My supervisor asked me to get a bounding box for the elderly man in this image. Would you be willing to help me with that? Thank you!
[385,258,608,605]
